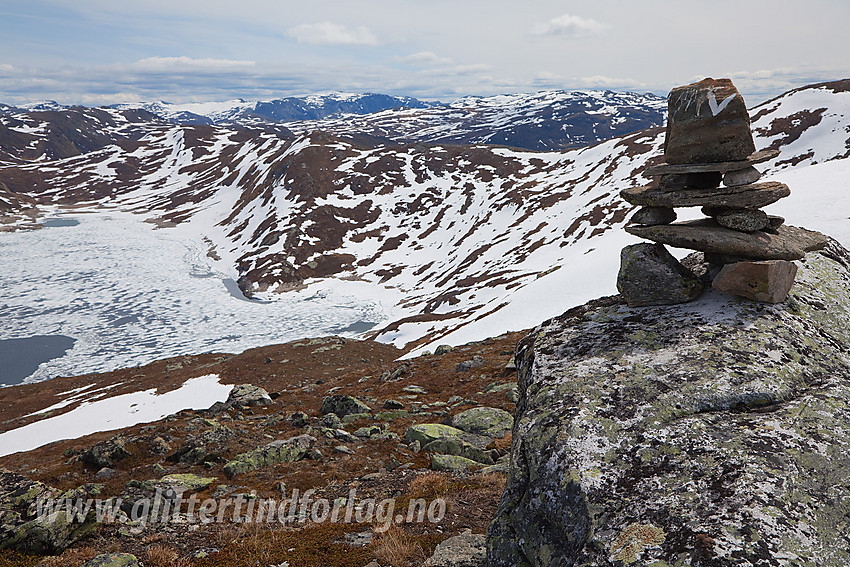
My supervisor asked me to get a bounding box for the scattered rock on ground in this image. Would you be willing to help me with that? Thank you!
[0,470,100,554]
[456,356,485,372]
[81,554,141,567]
[223,435,316,477]
[451,407,514,438]
[320,395,371,418]
[431,454,480,473]
[289,411,308,427]
[424,530,487,567]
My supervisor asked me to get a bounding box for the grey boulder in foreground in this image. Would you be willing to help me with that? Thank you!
[488,239,850,566]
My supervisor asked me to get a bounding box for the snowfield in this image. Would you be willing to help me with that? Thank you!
[0,374,233,456]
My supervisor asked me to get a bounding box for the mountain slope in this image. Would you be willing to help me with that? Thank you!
[280,90,667,151]
[1,81,848,380]
[111,93,435,126]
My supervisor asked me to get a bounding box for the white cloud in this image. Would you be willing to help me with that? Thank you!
[132,56,256,71]
[395,52,453,67]
[0,63,14,72]
[577,75,644,88]
[531,14,607,38]
[286,22,379,46]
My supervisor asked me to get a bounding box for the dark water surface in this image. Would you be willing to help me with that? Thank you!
[0,335,76,385]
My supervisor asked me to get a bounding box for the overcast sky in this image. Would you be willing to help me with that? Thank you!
[1,0,848,106]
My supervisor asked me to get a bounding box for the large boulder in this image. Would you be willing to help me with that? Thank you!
[488,240,850,566]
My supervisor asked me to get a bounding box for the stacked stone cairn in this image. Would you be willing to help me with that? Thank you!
[618,78,828,306]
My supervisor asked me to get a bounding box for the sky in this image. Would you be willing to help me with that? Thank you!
[1,0,848,106]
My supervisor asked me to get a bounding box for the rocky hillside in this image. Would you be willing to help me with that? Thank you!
[0,331,523,566]
[488,239,850,566]
[0,80,848,362]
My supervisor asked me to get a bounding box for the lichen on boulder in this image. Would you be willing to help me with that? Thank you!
[488,240,850,566]
[223,434,315,478]
[0,470,100,554]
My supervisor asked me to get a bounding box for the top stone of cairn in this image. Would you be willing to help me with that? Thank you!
[663,78,756,165]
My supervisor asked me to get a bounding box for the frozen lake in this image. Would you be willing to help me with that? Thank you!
[0,212,386,384]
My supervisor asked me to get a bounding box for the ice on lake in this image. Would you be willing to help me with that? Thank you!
[0,213,387,384]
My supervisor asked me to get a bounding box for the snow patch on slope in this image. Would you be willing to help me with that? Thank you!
[0,375,233,457]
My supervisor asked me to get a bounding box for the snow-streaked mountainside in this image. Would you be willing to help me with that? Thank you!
[112,92,434,126]
[279,90,667,151]
[1,80,849,382]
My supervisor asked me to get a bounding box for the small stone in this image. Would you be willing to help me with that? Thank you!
[320,395,371,418]
[402,385,427,394]
[664,77,756,164]
[81,554,141,567]
[94,467,116,481]
[617,243,703,307]
[319,413,343,429]
[723,166,761,186]
[434,344,453,355]
[680,251,722,286]
[431,454,480,473]
[423,531,487,567]
[383,399,405,409]
[334,445,355,455]
[629,207,677,226]
[712,260,798,303]
[289,411,309,427]
[715,209,770,232]
[456,356,485,372]
[344,530,374,547]
[767,215,786,230]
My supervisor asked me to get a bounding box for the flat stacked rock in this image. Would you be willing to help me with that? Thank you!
[618,78,828,306]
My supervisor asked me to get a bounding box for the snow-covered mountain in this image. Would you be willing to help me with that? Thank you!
[1,80,848,381]
[110,92,434,126]
[280,90,667,151]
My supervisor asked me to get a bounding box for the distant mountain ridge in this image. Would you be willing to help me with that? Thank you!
[111,92,435,125]
[2,89,667,153]
[280,90,667,151]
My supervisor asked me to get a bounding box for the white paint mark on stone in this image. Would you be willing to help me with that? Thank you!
[708,92,735,117]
